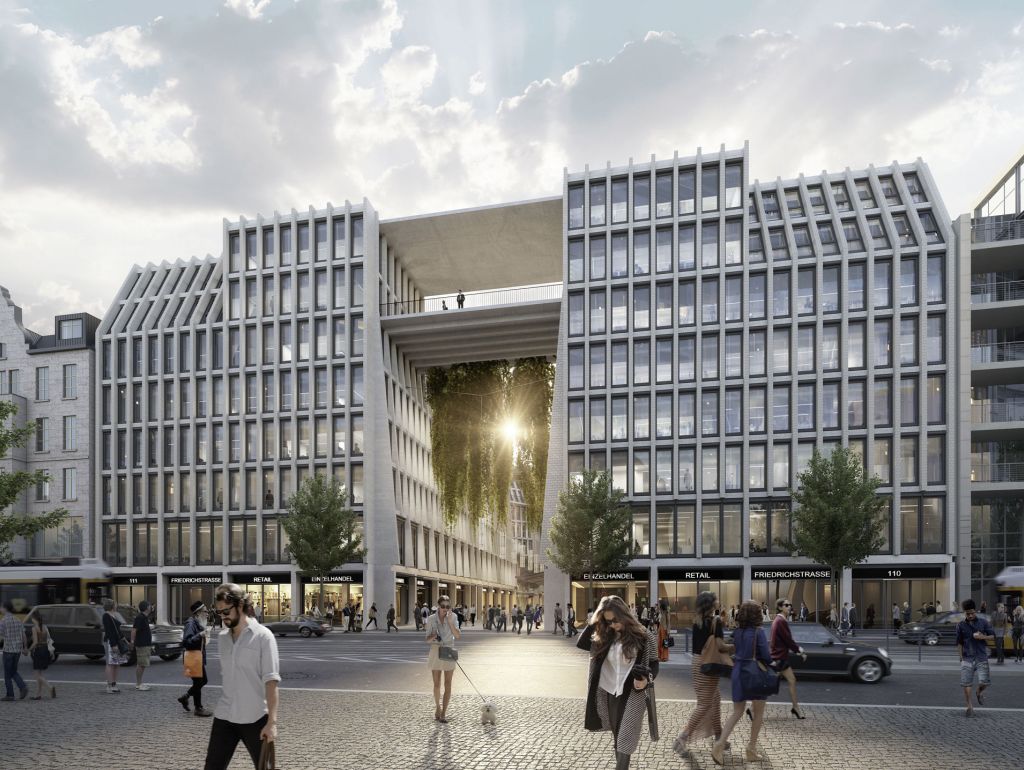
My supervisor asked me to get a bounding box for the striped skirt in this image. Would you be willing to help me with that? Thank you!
[684,654,722,741]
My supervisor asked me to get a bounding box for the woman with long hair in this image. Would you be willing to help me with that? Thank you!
[674,591,733,756]
[656,599,671,663]
[577,596,659,770]
[1012,605,1024,663]
[712,601,773,765]
[425,594,461,723]
[27,611,55,699]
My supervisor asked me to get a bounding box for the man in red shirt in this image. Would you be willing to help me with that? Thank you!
[770,598,807,719]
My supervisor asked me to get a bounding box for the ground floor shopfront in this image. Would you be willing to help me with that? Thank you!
[851,565,946,628]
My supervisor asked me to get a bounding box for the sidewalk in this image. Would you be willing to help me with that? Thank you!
[3,682,1018,769]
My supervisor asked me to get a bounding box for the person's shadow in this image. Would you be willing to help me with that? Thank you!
[424,719,455,769]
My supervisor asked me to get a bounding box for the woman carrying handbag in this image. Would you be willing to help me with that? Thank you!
[711,601,778,765]
[674,592,733,757]
[178,601,212,717]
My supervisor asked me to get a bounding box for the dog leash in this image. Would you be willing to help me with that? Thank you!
[455,660,488,704]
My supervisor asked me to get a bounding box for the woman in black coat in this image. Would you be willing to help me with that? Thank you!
[177,601,212,717]
[577,595,659,770]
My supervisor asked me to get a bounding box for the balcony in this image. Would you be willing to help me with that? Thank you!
[971,342,1024,385]
[971,216,1024,272]
[381,283,562,318]
[973,217,1024,244]
[971,399,1024,440]
[971,280,1024,329]
[971,462,1024,484]
[972,279,1024,304]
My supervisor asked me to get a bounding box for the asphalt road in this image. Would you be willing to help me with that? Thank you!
[30,624,1024,711]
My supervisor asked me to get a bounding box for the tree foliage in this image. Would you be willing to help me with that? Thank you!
[425,358,552,531]
[546,469,632,589]
[0,400,68,562]
[280,473,365,611]
[789,446,888,608]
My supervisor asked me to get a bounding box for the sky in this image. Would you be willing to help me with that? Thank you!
[2,0,1024,332]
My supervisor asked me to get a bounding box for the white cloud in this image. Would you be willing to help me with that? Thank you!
[938,25,962,38]
[380,45,438,102]
[468,70,486,95]
[224,0,272,20]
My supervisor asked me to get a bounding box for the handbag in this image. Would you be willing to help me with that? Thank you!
[735,628,780,698]
[437,645,459,661]
[116,636,130,656]
[183,649,204,678]
[662,635,675,649]
[698,616,734,677]
[257,738,279,770]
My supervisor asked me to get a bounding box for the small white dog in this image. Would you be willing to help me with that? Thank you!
[479,701,499,725]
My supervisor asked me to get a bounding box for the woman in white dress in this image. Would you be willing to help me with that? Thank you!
[425,594,461,722]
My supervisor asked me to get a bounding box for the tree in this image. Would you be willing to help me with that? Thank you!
[547,469,632,613]
[0,401,68,562]
[281,473,365,613]
[789,446,888,614]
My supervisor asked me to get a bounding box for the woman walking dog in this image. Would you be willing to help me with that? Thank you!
[425,594,461,723]
[577,596,659,770]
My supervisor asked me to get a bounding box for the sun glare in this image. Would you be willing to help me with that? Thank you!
[500,419,519,442]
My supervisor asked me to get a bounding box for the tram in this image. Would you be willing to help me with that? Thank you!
[994,565,1024,612]
[0,557,112,616]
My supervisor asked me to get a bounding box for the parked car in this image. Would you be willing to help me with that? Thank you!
[20,603,183,665]
[264,615,332,638]
[725,621,892,683]
[898,610,1000,648]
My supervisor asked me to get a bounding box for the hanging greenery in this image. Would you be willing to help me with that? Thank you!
[424,357,553,533]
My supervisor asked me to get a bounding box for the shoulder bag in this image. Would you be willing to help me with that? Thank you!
[438,645,459,661]
[699,617,734,677]
[183,649,204,678]
[257,738,280,770]
[736,628,780,698]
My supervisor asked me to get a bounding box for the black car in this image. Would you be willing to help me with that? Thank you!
[725,621,892,683]
[898,610,1000,648]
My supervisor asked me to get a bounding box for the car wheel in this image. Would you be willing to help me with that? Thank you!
[300,627,312,638]
[924,631,940,646]
[159,653,181,662]
[84,654,104,661]
[853,657,885,683]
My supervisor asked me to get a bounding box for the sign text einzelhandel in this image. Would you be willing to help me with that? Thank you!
[581,572,638,581]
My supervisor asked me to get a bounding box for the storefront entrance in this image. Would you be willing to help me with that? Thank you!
[395,577,409,624]
[168,575,222,625]
[751,566,832,623]
[570,570,650,616]
[657,567,742,631]
[112,575,157,615]
[301,572,363,620]
[853,566,944,629]
[232,573,292,622]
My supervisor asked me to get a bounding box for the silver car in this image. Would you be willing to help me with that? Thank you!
[264,615,332,638]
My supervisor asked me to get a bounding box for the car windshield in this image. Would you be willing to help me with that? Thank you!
[116,604,139,622]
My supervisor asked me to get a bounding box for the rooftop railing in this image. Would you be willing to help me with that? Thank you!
[972,216,1024,244]
[971,462,1024,483]
[381,282,563,318]
[971,279,1024,304]
[971,398,1024,423]
[971,341,1024,364]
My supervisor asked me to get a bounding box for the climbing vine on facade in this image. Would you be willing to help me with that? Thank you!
[424,358,552,532]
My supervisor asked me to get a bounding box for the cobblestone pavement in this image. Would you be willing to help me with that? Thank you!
[3,683,1016,770]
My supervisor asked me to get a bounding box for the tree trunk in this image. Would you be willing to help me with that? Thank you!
[587,576,594,622]
[319,581,325,614]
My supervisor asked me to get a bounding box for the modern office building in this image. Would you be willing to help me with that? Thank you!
[956,150,1024,607]
[541,145,960,629]
[0,286,99,561]
[94,202,554,624]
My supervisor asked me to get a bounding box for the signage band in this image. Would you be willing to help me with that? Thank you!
[751,568,832,580]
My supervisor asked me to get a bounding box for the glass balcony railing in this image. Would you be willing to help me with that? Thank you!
[971,399,1024,423]
[381,283,563,317]
[971,279,1024,303]
[971,462,1024,483]
[971,341,1024,364]
[972,216,1024,244]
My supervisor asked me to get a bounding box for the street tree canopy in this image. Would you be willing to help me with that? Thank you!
[547,469,632,610]
[0,401,68,562]
[281,473,365,611]
[789,446,888,608]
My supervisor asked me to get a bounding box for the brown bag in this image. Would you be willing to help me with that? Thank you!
[183,649,204,678]
[257,739,279,770]
[698,616,734,676]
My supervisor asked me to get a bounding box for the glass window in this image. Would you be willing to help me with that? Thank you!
[724,277,742,322]
[655,228,672,273]
[797,326,815,372]
[655,172,673,218]
[818,222,839,256]
[926,316,944,364]
[874,319,892,367]
[772,327,790,374]
[749,386,766,432]
[701,222,719,267]
[927,375,944,424]
[879,176,900,205]
[591,234,608,280]
[701,335,719,379]
[901,376,919,426]
[873,437,891,485]
[822,325,839,371]
[773,271,790,317]
[831,182,852,212]
[611,342,628,386]
[633,450,650,495]
[867,217,889,249]
[611,287,628,332]
[797,268,815,314]
[610,233,629,279]
[678,392,695,437]
[900,318,918,366]
[724,389,742,434]
[926,255,944,303]
[568,347,584,390]
[749,274,766,320]
[874,379,892,427]
[724,446,742,490]
[701,166,719,211]
[772,387,790,432]
[749,229,765,262]
[678,224,695,270]
[589,397,606,442]
[589,343,606,388]
[655,392,672,438]
[655,283,672,328]
[856,179,876,208]
[568,185,584,229]
[611,397,628,440]
[848,321,865,369]
[634,230,651,276]
[900,258,918,306]
[905,173,927,204]
[762,190,780,220]
[820,266,840,313]
[919,211,943,245]
[701,390,718,435]
[589,181,606,226]
[843,220,864,253]
[807,185,827,215]
[786,188,804,217]
[633,175,650,220]
[678,168,696,215]
[633,284,650,331]
[848,380,865,428]
[822,382,840,429]
[874,261,891,308]
[679,451,695,493]
[678,336,695,381]
[725,164,742,209]
[702,278,718,324]
[633,340,650,384]
[725,333,742,378]
[568,239,584,282]
[611,178,628,223]
[773,444,790,488]
[702,448,718,492]
[797,384,815,431]
[793,225,813,258]
[568,400,584,443]
[678,281,695,326]
[927,435,945,484]
[590,289,607,334]
[568,293,584,336]
[633,394,650,439]
[656,339,672,383]
[655,449,672,493]
[901,436,918,485]
[892,213,916,247]
[769,228,789,261]
[750,503,767,554]
[724,220,742,265]
[748,330,766,376]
